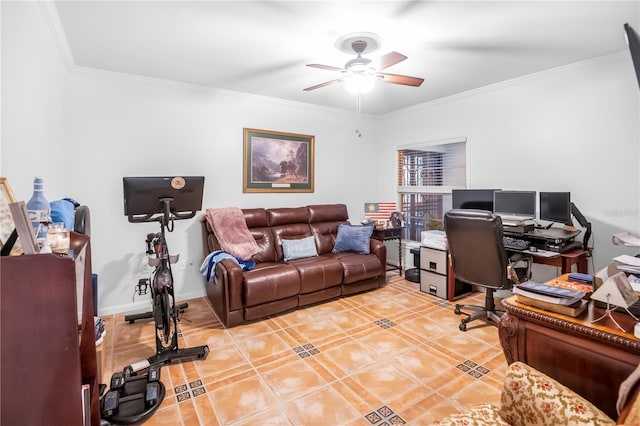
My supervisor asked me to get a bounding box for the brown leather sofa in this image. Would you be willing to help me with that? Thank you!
[201,204,387,327]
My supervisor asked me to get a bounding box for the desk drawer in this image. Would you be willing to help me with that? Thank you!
[420,247,447,275]
[420,270,447,300]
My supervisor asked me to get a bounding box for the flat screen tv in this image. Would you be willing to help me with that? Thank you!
[451,189,500,212]
[493,190,536,225]
[539,192,572,226]
[624,23,640,89]
[123,176,205,222]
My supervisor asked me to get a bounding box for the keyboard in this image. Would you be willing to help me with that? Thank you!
[503,236,530,251]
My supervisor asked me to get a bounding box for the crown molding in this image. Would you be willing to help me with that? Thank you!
[386,50,630,117]
[38,0,75,71]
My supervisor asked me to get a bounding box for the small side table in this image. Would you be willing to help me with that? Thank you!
[371,226,404,276]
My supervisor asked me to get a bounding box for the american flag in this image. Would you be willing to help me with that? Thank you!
[364,202,396,222]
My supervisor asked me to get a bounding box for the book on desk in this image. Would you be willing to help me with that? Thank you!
[514,280,589,317]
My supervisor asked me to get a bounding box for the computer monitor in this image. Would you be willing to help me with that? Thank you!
[123,176,205,222]
[493,190,536,224]
[451,189,500,212]
[624,23,640,89]
[539,192,572,226]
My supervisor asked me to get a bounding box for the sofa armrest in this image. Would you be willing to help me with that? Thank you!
[499,362,615,426]
[370,238,386,266]
[215,258,244,312]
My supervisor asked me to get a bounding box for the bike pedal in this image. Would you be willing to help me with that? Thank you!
[145,382,160,405]
[110,372,125,390]
[148,365,161,383]
[102,390,119,413]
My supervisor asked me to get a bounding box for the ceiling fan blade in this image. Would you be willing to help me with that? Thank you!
[379,73,424,87]
[306,63,343,72]
[376,51,407,70]
[303,79,341,91]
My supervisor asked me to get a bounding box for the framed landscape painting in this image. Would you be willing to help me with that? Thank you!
[243,128,315,193]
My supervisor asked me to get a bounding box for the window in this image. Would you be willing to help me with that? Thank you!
[397,137,467,240]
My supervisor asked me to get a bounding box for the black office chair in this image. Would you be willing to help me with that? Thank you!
[444,209,532,331]
[74,205,91,236]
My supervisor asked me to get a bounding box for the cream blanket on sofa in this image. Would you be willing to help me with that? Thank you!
[203,207,260,260]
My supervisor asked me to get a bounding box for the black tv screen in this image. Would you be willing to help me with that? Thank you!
[539,192,572,226]
[452,189,500,212]
[123,176,205,218]
[625,23,640,89]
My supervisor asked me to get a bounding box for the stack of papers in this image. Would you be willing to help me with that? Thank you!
[421,230,447,250]
[613,254,640,275]
[514,281,586,306]
[612,232,640,247]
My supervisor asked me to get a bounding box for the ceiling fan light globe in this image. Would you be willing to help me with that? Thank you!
[345,72,376,94]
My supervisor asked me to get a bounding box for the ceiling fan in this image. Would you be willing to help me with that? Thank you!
[303,33,424,93]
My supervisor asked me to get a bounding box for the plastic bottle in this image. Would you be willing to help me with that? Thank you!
[26,177,50,239]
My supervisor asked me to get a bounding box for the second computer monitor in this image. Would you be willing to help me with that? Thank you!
[539,192,572,226]
[493,190,536,223]
[452,189,500,212]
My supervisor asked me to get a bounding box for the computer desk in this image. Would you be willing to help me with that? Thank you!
[504,225,589,274]
[526,248,589,274]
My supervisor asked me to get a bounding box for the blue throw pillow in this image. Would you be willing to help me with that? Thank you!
[282,236,318,261]
[332,224,374,254]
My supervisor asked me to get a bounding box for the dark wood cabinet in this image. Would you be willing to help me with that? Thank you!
[1,233,99,425]
[499,295,640,420]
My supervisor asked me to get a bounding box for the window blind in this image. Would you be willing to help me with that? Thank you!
[397,139,467,239]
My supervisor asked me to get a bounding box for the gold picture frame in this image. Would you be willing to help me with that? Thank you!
[0,177,17,247]
[243,128,315,193]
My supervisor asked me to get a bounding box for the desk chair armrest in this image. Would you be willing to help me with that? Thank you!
[508,253,532,284]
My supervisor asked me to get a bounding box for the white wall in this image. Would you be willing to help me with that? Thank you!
[2,2,379,314]
[1,2,71,193]
[375,53,640,281]
[3,2,639,313]
[62,71,379,314]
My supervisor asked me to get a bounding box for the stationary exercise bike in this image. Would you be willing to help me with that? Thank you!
[123,198,209,366]
[102,177,208,425]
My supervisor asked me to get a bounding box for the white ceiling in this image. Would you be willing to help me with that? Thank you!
[52,1,640,115]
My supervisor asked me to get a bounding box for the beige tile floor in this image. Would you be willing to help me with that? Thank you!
[100,274,507,425]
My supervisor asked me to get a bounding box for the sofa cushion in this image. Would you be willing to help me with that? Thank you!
[340,253,384,284]
[311,222,344,255]
[282,236,318,261]
[308,204,348,223]
[288,256,343,294]
[249,227,278,263]
[268,207,309,226]
[243,263,300,307]
[333,224,374,254]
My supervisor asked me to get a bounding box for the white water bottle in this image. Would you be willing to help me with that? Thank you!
[26,177,50,239]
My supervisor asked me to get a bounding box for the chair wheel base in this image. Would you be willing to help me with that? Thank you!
[454,305,462,315]
[459,322,467,331]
